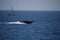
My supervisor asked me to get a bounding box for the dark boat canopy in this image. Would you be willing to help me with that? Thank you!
[20,20,34,24]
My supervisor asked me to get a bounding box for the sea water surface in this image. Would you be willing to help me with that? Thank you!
[0,11,60,40]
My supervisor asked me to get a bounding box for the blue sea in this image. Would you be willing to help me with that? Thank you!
[0,10,60,40]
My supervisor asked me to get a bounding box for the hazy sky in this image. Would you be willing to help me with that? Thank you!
[0,0,60,10]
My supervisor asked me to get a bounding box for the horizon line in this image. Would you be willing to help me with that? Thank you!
[0,10,60,11]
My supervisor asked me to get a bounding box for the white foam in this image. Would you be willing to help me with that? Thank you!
[0,21,26,24]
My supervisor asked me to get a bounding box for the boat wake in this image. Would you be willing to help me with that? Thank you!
[0,21,26,24]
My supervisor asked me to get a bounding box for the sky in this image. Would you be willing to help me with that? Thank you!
[0,0,60,10]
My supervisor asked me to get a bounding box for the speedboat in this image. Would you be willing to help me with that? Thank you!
[0,20,34,24]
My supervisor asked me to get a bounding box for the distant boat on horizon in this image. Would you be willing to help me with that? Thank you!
[8,7,15,16]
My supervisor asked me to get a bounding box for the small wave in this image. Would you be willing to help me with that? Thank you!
[0,21,26,24]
